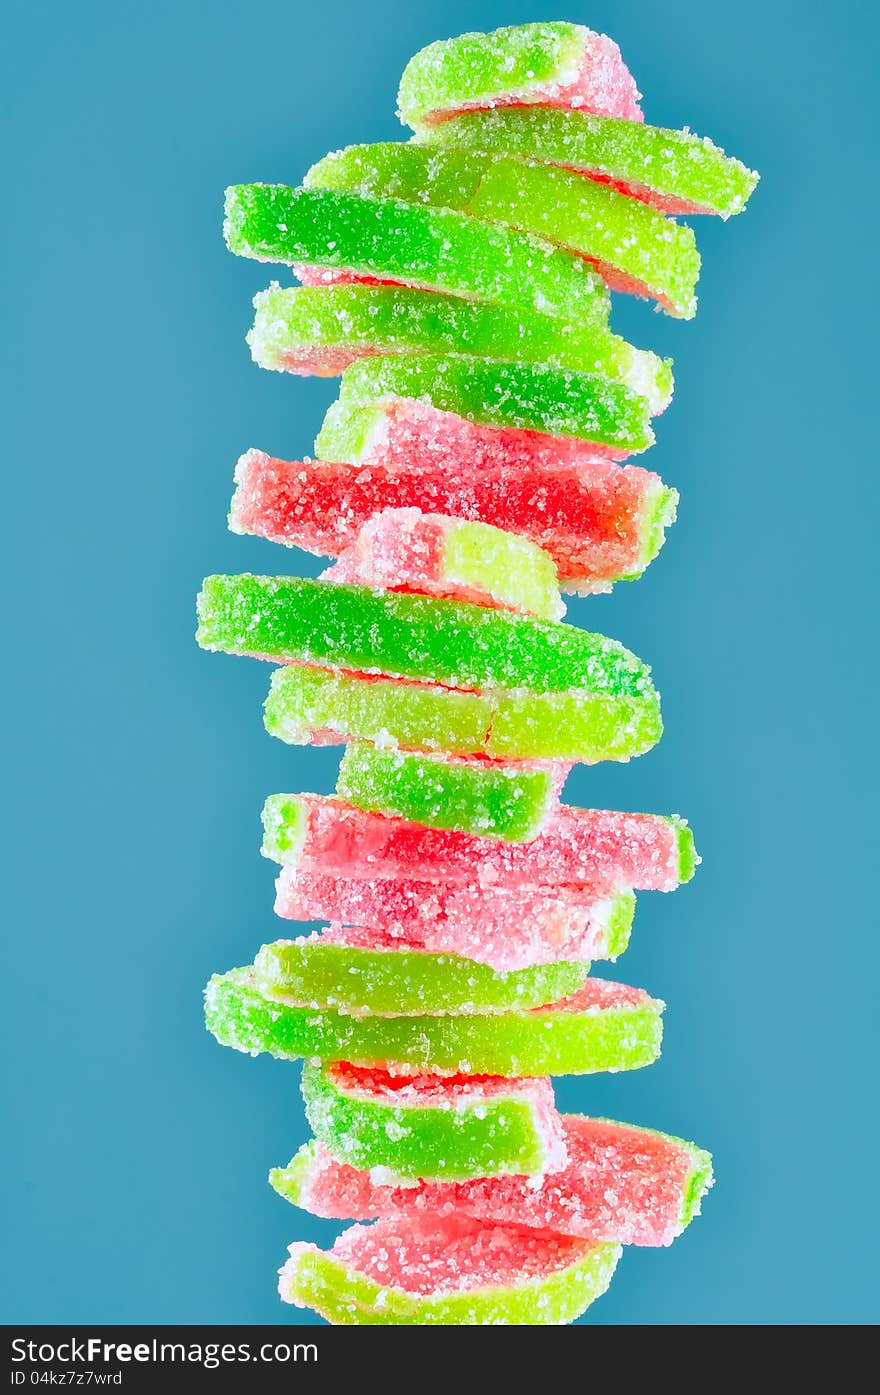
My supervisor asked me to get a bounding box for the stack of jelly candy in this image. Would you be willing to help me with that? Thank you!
[198,20,757,1324]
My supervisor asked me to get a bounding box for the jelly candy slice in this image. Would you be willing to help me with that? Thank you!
[279,1213,620,1324]
[275,870,635,972]
[248,282,672,411]
[273,1113,713,1248]
[398,22,642,129]
[205,967,664,1076]
[229,449,677,594]
[261,793,696,893]
[336,743,565,842]
[301,1062,566,1180]
[263,664,661,764]
[224,185,610,324]
[196,574,658,701]
[333,353,654,455]
[308,144,698,316]
[321,507,565,621]
[420,107,758,219]
[253,933,591,1016]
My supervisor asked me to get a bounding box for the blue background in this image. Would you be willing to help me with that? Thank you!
[3,0,878,1326]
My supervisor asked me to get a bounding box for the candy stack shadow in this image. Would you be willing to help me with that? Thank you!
[197,21,757,1324]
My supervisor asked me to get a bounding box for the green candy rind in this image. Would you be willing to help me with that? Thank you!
[681,1148,716,1226]
[280,1236,620,1325]
[196,574,657,700]
[300,1061,555,1179]
[314,400,388,465]
[634,485,679,579]
[263,665,662,763]
[439,518,563,619]
[254,939,591,1016]
[336,742,558,842]
[336,353,654,452]
[270,1142,319,1205]
[604,890,636,959]
[418,107,759,219]
[223,184,610,324]
[307,144,699,318]
[397,22,587,131]
[249,283,672,405]
[205,968,664,1076]
[665,817,699,884]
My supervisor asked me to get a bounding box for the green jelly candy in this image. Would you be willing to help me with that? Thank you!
[254,936,590,1016]
[263,664,662,763]
[301,1061,565,1182]
[196,574,657,700]
[279,1216,620,1325]
[419,107,759,219]
[336,742,560,841]
[224,184,610,324]
[335,353,653,452]
[308,144,699,317]
[248,282,673,412]
[204,967,664,1076]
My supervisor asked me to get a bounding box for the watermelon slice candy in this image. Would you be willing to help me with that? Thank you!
[204,967,665,1077]
[274,870,635,972]
[279,1212,621,1325]
[260,792,697,894]
[252,931,592,1017]
[321,506,566,621]
[418,105,759,219]
[335,742,568,843]
[247,281,673,410]
[273,1112,714,1248]
[300,1061,567,1181]
[397,22,643,130]
[229,446,678,593]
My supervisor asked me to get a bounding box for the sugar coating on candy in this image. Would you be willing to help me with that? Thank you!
[247,281,672,410]
[229,448,677,593]
[398,23,642,130]
[308,144,699,316]
[334,353,654,455]
[322,507,565,621]
[263,664,662,763]
[204,966,665,1076]
[196,574,658,703]
[279,1213,620,1324]
[302,1061,567,1179]
[276,870,635,972]
[253,931,591,1016]
[419,106,759,219]
[223,184,611,324]
[274,1113,713,1248]
[261,793,697,893]
[336,742,567,843]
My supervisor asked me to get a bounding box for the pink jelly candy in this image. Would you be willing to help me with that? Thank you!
[274,869,629,971]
